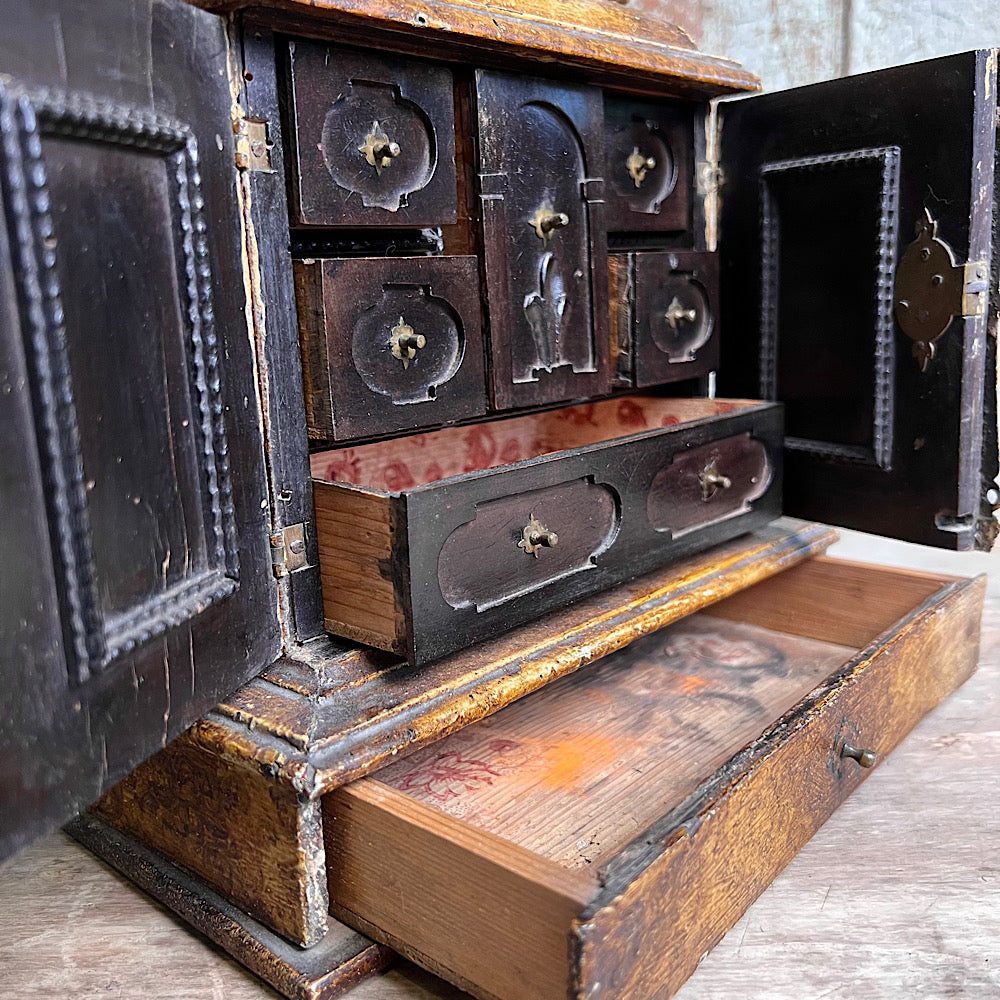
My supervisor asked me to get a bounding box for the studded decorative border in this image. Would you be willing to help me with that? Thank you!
[0,83,239,681]
[759,146,900,471]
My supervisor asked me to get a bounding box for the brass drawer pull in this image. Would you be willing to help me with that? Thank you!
[699,462,732,501]
[389,317,426,369]
[530,205,570,242]
[665,296,697,330]
[626,146,656,187]
[840,743,877,768]
[518,514,558,557]
[359,120,401,175]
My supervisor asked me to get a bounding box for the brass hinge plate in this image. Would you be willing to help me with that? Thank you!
[893,208,988,371]
[234,118,272,171]
[270,523,309,577]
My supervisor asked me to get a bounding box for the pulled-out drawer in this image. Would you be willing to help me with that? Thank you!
[610,250,720,388]
[295,255,486,441]
[323,557,984,1000]
[311,396,781,664]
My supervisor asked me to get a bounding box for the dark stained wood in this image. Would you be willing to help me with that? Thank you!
[187,0,761,102]
[239,22,327,642]
[93,736,330,948]
[613,249,721,387]
[66,814,393,1000]
[603,95,694,234]
[719,49,1000,551]
[295,256,487,441]
[646,431,772,534]
[311,397,782,664]
[318,562,984,1000]
[287,41,458,227]
[476,71,611,409]
[0,0,280,862]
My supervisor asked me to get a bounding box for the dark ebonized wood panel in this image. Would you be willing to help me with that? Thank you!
[719,50,999,550]
[0,0,280,860]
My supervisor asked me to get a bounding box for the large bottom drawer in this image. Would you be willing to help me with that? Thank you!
[311,395,782,665]
[323,556,983,1000]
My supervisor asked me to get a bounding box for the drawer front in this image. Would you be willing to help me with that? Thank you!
[324,560,982,1000]
[288,42,457,226]
[437,479,621,612]
[611,250,720,388]
[295,256,486,441]
[400,402,782,664]
[476,71,610,409]
[603,96,693,233]
[646,432,771,535]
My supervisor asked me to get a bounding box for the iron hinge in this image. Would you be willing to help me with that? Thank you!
[234,118,272,171]
[270,523,310,577]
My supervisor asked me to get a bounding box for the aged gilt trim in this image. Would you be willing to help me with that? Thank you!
[759,146,900,470]
[0,83,240,679]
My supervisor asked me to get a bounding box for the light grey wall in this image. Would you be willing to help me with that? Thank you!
[635,0,1000,92]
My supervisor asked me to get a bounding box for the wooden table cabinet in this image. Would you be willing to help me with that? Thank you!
[0,1,996,998]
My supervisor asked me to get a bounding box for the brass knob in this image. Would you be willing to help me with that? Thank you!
[626,146,656,188]
[699,462,732,501]
[359,121,401,175]
[665,296,697,330]
[530,206,570,242]
[841,743,877,768]
[389,317,425,369]
[517,514,558,557]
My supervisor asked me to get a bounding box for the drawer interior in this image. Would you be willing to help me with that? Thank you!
[310,395,757,490]
[323,556,969,1000]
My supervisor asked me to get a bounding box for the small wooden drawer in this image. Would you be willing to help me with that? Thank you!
[603,96,693,233]
[475,70,610,409]
[286,42,457,227]
[295,255,486,441]
[311,396,781,664]
[323,557,984,1000]
[610,250,720,387]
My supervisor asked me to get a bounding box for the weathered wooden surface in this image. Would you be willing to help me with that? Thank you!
[189,0,760,99]
[0,540,997,999]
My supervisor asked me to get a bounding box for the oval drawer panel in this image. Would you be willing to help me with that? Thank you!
[437,479,621,612]
[647,433,772,535]
[288,42,457,226]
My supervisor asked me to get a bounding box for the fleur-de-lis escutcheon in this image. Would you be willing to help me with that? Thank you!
[389,316,426,369]
[358,121,401,175]
[626,146,656,188]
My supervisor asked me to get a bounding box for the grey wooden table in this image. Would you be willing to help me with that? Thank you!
[1,528,997,1000]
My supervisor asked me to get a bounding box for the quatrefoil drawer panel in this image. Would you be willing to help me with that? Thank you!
[603,95,694,234]
[295,256,486,441]
[610,249,721,388]
[287,41,457,226]
[310,396,782,666]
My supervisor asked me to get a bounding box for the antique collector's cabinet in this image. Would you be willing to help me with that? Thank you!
[0,0,997,998]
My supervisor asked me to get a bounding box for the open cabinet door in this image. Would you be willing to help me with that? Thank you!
[718,50,999,550]
[0,0,281,858]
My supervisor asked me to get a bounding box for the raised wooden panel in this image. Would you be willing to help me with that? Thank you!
[476,71,610,409]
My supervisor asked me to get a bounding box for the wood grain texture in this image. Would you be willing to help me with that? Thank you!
[67,814,390,1000]
[574,572,985,1000]
[312,483,404,653]
[4,543,995,1000]
[93,736,329,948]
[187,0,761,100]
[198,522,838,795]
[319,564,985,1000]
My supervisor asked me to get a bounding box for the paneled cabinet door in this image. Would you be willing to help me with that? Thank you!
[476,71,611,409]
[0,0,281,860]
[719,50,999,551]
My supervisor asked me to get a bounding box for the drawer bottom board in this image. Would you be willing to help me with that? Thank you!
[324,557,984,1000]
